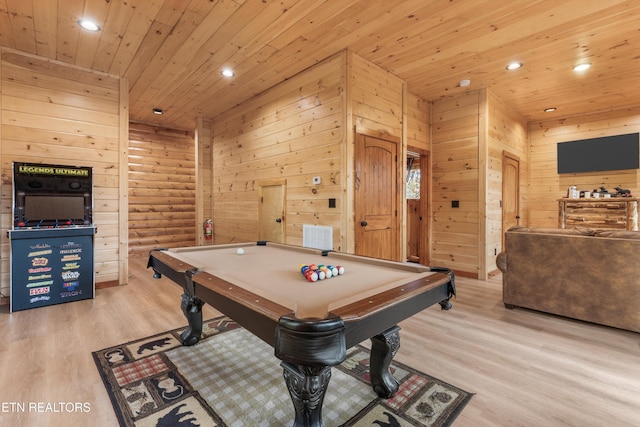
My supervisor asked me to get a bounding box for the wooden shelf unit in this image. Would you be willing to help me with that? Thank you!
[558,198,638,231]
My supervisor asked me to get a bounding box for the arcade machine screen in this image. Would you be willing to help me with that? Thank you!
[13,162,92,228]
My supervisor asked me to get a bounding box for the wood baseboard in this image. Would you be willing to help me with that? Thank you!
[96,280,121,290]
[452,269,479,279]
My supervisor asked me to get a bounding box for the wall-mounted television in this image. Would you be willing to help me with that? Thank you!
[557,132,639,174]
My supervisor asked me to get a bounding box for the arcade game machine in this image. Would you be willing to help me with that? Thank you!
[8,162,97,312]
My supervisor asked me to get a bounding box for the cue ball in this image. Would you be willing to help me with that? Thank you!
[236,248,244,255]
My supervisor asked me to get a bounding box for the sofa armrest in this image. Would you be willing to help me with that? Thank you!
[496,251,507,273]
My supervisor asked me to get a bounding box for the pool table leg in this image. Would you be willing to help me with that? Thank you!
[180,293,204,346]
[439,298,453,310]
[281,362,332,427]
[369,325,401,398]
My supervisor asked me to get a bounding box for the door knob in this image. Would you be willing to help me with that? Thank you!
[275,218,282,223]
[360,221,368,227]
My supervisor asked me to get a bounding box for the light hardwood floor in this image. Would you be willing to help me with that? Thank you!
[0,257,638,426]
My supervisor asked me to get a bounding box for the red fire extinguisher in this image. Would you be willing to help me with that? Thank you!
[203,219,213,240]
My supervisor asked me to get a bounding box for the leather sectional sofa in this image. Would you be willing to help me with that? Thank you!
[496,226,640,333]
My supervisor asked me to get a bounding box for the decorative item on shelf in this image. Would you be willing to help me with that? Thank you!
[614,187,632,197]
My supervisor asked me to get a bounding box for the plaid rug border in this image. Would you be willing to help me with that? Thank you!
[92,316,472,427]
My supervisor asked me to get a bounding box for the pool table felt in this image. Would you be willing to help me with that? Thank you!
[166,243,440,319]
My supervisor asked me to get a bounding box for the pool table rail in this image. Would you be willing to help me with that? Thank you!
[332,271,453,321]
[148,248,291,346]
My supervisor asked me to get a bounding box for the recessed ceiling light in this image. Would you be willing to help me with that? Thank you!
[459,79,471,87]
[221,68,235,77]
[78,19,100,32]
[544,107,557,113]
[573,62,591,72]
[152,108,163,115]
[506,62,523,70]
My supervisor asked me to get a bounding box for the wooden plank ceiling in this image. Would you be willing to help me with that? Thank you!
[0,0,638,130]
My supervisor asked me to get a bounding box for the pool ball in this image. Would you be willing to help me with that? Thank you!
[304,270,318,282]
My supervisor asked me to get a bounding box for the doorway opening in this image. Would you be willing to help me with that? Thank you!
[406,149,429,264]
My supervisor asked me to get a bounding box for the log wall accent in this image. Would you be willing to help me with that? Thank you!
[529,107,640,227]
[0,49,126,297]
[128,123,195,256]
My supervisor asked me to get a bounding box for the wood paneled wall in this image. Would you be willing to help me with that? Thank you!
[196,118,213,246]
[406,92,431,264]
[431,89,529,278]
[349,53,404,138]
[486,91,528,274]
[431,91,481,276]
[346,52,405,256]
[406,93,430,153]
[208,51,409,256]
[211,52,345,248]
[528,107,640,227]
[0,49,127,297]
[128,123,196,256]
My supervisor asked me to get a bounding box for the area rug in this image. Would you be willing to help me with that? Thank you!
[93,316,472,427]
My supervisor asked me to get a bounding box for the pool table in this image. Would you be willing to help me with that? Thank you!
[147,241,455,427]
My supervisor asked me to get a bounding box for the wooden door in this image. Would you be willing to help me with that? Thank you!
[355,133,400,260]
[259,181,285,243]
[502,151,520,249]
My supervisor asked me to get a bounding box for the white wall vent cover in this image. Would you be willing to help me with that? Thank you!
[302,224,333,250]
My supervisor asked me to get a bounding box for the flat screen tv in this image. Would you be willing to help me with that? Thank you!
[557,133,639,174]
